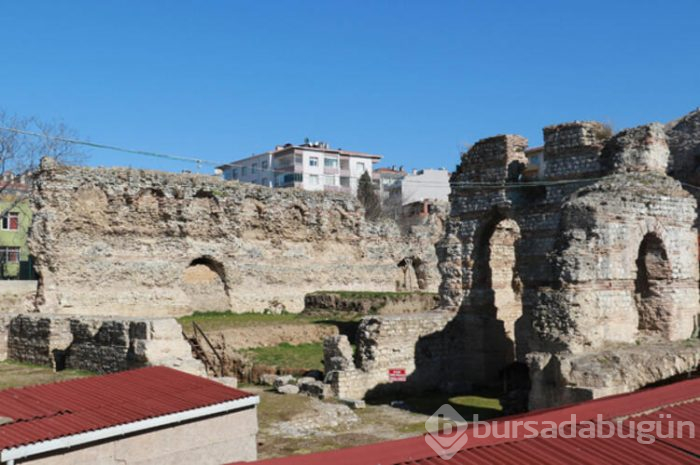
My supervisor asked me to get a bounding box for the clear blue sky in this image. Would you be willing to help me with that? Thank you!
[1,1,698,173]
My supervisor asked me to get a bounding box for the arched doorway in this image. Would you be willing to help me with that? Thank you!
[463,215,527,394]
[635,233,672,337]
[471,217,523,351]
[181,257,231,312]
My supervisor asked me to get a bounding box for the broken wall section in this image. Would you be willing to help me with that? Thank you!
[0,314,204,375]
[325,312,454,400]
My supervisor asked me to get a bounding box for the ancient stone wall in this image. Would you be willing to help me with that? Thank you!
[0,280,37,313]
[0,313,204,374]
[325,312,454,399]
[30,160,442,316]
[328,110,700,408]
[666,108,700,184]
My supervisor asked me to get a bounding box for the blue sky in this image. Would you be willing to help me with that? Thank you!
[1,1,698,173]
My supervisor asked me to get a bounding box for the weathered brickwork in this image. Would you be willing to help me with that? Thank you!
[326,312,454,399]
[29,160,442,316]
[328,111,700,408]
[0,313,204,374]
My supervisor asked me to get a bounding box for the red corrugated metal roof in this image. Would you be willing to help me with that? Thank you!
[240,378,700,465]
[0,366,255,451]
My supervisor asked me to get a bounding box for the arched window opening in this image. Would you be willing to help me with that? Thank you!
[182,257,230,312]
[634,233,672,335]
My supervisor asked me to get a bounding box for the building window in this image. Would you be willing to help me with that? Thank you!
[251,163,258,174]
[0,247,19,263]
[308,174,320,186]
[356,162,366,173]
[281,173,303,185]
[241,167,247,176]
[1,213,19,231]
[340,159,350,170]
[340,176,350,187]
[261,178,268,186]
[324,175,336,186]
[324,158,338,169]
[231,168,239,179]
[262,161,269,170]
[309,157,319,167]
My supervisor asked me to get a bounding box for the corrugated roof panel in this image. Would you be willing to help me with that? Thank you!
[0,366,255,450]
[239,378,700,465]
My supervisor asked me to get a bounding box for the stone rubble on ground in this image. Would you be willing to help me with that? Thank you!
[276,384,300,395]
[273,375,296,389]
[269,398,360,438]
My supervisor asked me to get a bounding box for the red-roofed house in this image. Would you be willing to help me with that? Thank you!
[237,378,700,465]
[0,367,259,465]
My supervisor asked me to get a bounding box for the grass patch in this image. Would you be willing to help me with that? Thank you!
[369,391,503,422]
[0,360,93,390]
[256,388,315,426]
[451,395,502,412]
[243,342,324,371]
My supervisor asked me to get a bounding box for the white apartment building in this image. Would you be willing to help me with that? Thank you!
[400,168,450,205]
[218,141,381,196]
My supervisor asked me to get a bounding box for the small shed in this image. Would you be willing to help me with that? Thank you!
[0,366,259,465]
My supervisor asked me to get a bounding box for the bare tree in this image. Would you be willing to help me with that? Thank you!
[0,110,85,175]
[0,109,85,217]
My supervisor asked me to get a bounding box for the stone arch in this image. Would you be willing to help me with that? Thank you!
[634,232,673,337]
[181,256,231,312]
[470,213,523,331]
[193,189,220,206]
[134,188,165,215]
[460,212,528,391]
[396,256,430,291]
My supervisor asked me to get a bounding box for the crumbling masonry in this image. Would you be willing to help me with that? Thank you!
[29,161,442,316]
[328,110,700,409]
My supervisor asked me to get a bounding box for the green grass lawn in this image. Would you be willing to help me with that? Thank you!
[0,361,93,390]
[243,342,325,371]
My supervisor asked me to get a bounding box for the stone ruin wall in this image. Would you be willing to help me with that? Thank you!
[327,109,700,406]
[325,312,454,400]
[29,160,443,317]
[0,313,204,375]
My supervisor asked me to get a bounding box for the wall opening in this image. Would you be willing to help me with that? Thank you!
[467,215,527,396]
[634,233,672,336]
[471,217,523,341]
[181,257,231,312]
[396,256,429,291]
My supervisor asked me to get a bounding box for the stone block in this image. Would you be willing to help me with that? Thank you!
[276,384,300,395]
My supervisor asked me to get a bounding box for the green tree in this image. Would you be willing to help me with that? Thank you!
[357,171,381,220]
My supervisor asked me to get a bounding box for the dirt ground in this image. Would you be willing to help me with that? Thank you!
[215,324,339,351]
[251,385,502,459]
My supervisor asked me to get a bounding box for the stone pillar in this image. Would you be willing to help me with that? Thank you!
[543,121,610,180]
[601,123,670,174]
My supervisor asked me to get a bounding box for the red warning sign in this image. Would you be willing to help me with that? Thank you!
[388,368,407,382]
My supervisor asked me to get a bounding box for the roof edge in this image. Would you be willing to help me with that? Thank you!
[0,395,259,463]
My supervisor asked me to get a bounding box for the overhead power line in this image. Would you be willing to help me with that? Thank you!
[2,126,697,192]
[0,126,217,167]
